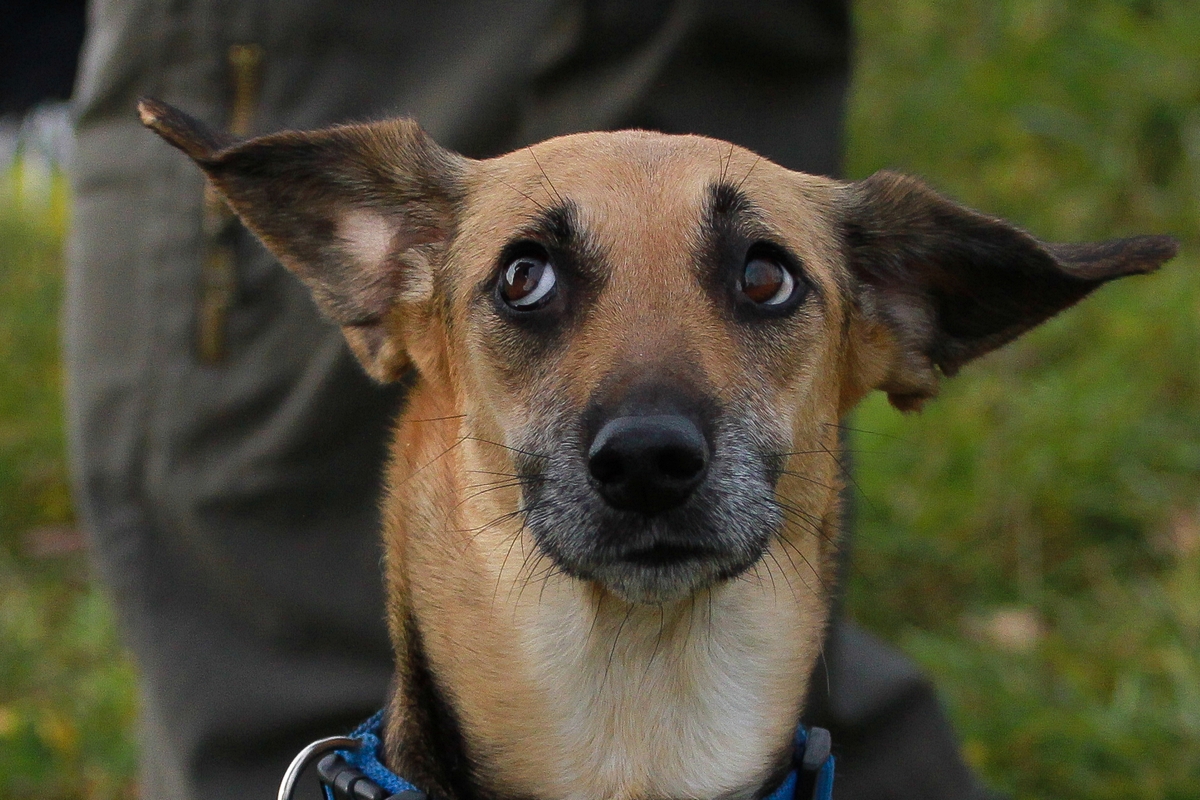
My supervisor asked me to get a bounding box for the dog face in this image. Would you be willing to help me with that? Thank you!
[451,135,855,604]
[141,99,1176,800]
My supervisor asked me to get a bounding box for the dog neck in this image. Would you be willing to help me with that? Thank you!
[384,541,829,800]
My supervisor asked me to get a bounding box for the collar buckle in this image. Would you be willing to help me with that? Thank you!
[317,752,427,800]
[277,736,361,800]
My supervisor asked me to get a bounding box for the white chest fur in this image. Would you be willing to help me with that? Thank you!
[515,580,818,800]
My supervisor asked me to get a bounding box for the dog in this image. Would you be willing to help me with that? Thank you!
[138,97,1176,800]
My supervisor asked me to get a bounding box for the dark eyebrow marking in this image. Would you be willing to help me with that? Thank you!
[698,180,825,316]
[697,181,757,299]
[525,201,579,248]
[475,198,607,306]
[708,181,754,221]
[699,181,762,270]
[514,201,607,283]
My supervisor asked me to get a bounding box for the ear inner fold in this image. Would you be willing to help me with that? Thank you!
[842,170,1179,410]
[138,97,466,383]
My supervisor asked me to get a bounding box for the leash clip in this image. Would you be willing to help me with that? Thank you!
[277,736,360,800]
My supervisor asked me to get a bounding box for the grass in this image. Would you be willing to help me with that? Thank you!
[1,1,1198,798]
[0,176,137,799]
[844,1,1200,798]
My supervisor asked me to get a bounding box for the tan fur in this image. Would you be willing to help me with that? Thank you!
[139,98,1176,800]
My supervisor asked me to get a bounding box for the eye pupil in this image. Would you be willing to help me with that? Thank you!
[507,260,542,298]
[741,258,786,304]
[500,252,557,309]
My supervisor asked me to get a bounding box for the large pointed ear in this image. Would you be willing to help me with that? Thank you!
[841,170,1178,411]
[138,97,468,382]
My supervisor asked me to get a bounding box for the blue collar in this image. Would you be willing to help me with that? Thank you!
[281,710,834,800]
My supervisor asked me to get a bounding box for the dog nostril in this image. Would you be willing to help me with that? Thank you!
[658,446,705,481]
[588,448,625,484]
[587,415,710,514]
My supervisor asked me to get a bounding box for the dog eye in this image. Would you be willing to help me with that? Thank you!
[500,253,557,309]
[739,253,795,305]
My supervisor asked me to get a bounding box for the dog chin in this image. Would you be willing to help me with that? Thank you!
[587,556,760,604]
[537,532,766,604]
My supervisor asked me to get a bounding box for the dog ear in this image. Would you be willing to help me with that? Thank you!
[842,170,1178,411]
[138,98,467,382]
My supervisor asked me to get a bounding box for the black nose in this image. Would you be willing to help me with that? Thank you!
[587,415,709,514]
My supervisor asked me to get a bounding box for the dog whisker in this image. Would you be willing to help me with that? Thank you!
[777,509,841,555]
[705,589,717,658]
[640,603,668,685]
[775,468,838,492]
[508,517,542,607]
[464,468,534,479]
[717,141,736,186]
[463,435,550,461]
[393,435,470,488]
[684,591,698,653]
[814,440,878,514]
[770,534,824,599]
[820,420,914,445]
[585,589,606,652]
[535,553,561,607]
[601,601,636,694]
[406,413,469,423]
[769,448,878,457]
[751,554,779,604]
[751,490,827,538]
[527,146,565,207]
[494,517,531,607]
[498,176,549,213]
[458,500,547,545]
[734,154,761,192]
[772,504,836,546]
[460,479,524,496]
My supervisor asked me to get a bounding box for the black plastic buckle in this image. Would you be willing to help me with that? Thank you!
[796,726,833,800]
[317,753,426,800]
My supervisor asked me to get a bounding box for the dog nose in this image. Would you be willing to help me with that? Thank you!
[587,415,709,514]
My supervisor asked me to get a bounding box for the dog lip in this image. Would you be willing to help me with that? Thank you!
[618,541,722,566]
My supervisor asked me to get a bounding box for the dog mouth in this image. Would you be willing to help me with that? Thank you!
[619,541,724,566]
[570,533,767,604]
[521,479,777,604]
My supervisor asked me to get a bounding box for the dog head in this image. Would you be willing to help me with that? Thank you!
[140,98,1175,608]
[141,98,1176,799]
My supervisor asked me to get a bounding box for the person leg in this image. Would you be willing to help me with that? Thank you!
[68,2,561,797]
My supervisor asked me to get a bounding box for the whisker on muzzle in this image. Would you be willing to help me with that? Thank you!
[463,435,552,461]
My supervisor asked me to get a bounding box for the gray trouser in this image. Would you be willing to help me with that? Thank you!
[67,2,994,798]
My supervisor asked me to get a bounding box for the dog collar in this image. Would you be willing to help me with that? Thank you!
[279,710,835,800]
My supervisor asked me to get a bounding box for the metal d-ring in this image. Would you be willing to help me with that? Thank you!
[277,735,361,800]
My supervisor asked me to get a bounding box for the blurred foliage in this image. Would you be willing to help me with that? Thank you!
[0,177,138,799]
[846,1,1200,798]
[1,1,1198,799]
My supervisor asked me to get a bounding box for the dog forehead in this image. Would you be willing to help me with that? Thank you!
[470,131,732,229]
[495,128,758,184]
[464,130,835,273]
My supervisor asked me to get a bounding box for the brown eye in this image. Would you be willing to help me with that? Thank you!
[740,255,795,305]
[501,254,557,309]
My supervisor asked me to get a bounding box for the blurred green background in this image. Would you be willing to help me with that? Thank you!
[1,1,1197,798]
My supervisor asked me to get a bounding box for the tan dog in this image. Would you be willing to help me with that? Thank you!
[139,98,1176,800]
